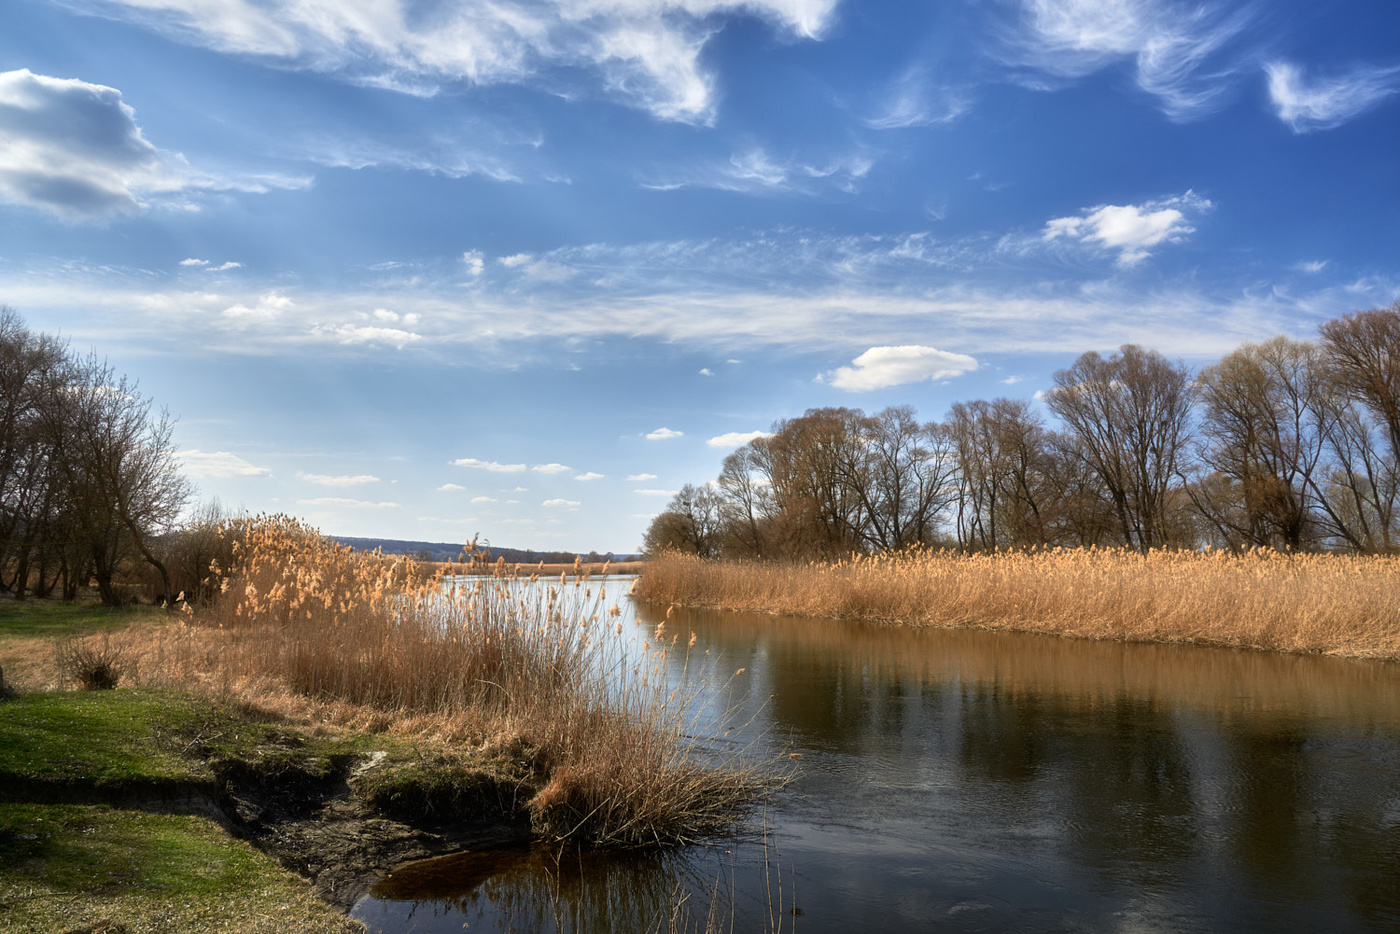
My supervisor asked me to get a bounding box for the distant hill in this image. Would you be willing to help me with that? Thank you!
[330,536,638,564]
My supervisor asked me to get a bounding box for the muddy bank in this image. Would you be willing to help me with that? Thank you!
[1,734,537,914]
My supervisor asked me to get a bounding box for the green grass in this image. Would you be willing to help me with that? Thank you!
[0,689,214,789]
[0,594,164,642]
[0,803,361,934]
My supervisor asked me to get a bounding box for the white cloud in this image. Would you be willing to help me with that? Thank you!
[826,345,979,392]
[864,66,971,129]
[1265,61,1400,133]
[471,495,498,503]
[223,291,294,322]
[452,458,527,472]
[1043,191,1211,265]
[211,261,242,271]
[462,250,485,276]
[646,147,873,194]
[0,69,308,220]
[437,483,467,491]
[531,463,572,475]
[542,498,581,508]
[316,323,422,348]
[178,449,271,478]
[51,0,842,123]
[645,427,683,440]
[1006,0,1252,119]
[575,472,605,481]
[635,488,679,496]
[627,473,658,481]
[1002,376,1023,385]
[296,497,400,508]
[1295,260,1328,275]
[698,367,713,376]
[499,253,532,267]
[179,257,208,267]
[707,430,775,449]
[297,472,379,486]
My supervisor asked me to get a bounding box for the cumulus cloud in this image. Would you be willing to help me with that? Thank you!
[67,1,837,123]
[707,430,774,448]
[437,483,467,491]
[542,498,580,508]
[575,472,604,481]
[0,68,306,220]
[1005,0,1252,119]
[1265,61,1400,133]
[462,250,485,276]
[178,449,271,478]
[627,473,658,481]
[471,495,498,503]
[531,463,572,474]
[645,427,683,440]
[1043,191,1211,265]
[452,457,527,472]
[297,472,379,486]
[825,345,979,391]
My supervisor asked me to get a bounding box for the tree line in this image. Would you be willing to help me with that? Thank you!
[644,302,1400,558]
[1,307,190,604]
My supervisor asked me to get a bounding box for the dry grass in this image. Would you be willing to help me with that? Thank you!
[120,516,762,846]
[635,548,1400,659]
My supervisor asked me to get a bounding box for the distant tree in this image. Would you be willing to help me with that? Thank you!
[642,484,725,557]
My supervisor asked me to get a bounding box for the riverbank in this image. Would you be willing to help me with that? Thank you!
[635,549,1400,660]
[0,522,761,931]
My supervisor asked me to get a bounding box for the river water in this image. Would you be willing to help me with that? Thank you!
[351,589,1400,933]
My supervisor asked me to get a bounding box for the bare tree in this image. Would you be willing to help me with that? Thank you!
[1046,345,1194,551]
[642,484,726,557]
[45,353,191,604]
[1191,337,1325,550]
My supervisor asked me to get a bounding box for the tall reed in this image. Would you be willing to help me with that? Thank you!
[144,516,764,845]
[635,547,1400,659]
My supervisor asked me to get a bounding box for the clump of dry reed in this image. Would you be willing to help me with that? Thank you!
[140,515,762,846]
[636,547,1400,659]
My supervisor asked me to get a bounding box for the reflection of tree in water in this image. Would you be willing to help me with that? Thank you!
[369,842,762,933]
[1056,696,1198,888]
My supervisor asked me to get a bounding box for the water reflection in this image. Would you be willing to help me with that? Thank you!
[355,598,1400,933]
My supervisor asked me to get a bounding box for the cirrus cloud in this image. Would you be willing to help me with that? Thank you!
[62,0,840,124]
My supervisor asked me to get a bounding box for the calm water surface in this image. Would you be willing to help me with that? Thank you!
[353,587,1400,933]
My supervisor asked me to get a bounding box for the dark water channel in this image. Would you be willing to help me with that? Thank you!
[352,596,1400,933]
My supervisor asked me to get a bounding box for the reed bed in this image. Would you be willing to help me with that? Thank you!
[635,548,1400,659]
[128,516,763,846]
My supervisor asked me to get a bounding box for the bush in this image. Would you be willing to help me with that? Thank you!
[54,633,128,690]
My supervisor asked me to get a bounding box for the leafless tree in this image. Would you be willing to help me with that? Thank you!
[1046,345,1195,551]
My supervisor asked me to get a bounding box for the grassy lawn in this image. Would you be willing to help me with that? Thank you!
[0,803,361,934]
[0,593,164,642]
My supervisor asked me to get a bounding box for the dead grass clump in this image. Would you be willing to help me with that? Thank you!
[54,632,129,690]
[135,515,763,846]
[635,548,1400,659]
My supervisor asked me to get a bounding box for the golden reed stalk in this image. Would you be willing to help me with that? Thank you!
[635,547,1400,659]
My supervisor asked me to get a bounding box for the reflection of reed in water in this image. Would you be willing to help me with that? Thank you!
[638,602,1400,732]
[368,839,789,934]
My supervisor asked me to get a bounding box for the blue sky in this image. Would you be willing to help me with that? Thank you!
[2,0,1397,553]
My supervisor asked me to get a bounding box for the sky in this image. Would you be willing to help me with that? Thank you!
[2,0,1398,554]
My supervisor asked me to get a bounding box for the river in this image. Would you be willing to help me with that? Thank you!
[351,588,1400,933]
